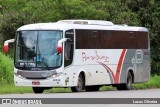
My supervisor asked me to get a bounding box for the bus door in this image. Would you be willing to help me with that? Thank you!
[64,29,74,67]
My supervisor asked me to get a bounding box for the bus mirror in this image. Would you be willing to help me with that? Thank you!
[57,38,68,54]
[4,45,8,53]
[57,44,62,54]
[4,39,15,53]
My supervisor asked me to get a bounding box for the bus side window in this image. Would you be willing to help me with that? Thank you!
[65,42,71,60]
[64,41,73,67]
[64,29,74,67]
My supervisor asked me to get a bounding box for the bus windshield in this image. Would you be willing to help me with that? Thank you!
[15,30,62,70]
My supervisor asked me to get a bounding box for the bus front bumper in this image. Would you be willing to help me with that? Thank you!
[14,74,65,87]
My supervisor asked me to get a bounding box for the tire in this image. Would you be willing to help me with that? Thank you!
[32,87,44,94]
[125,72,133,90]
[71,74,85,92]
[85,86,100,92]
[116,72,133,90]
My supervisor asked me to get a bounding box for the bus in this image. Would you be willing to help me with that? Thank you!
[4,20,150,93]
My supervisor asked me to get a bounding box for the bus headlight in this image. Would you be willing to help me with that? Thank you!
[14,73,26,79]
[47,72,63,79]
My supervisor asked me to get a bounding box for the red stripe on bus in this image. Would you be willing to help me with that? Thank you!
[114,49,126,83]
[99,49,126,84]
[99,62,114,82]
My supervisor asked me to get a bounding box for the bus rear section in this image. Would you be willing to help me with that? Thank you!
[63,28,150,92]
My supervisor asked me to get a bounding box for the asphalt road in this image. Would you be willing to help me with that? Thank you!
[0,89,159,107]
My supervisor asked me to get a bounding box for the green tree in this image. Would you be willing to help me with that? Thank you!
[123,0,160,74]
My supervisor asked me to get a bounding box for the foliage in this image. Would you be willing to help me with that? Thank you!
[125,0,160,74]
[0,52,13,84]
[133,75,160,89]
[0,0,160,74]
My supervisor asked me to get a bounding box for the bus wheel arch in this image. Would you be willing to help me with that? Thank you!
[71,71,85,92]
[116,69,133,90]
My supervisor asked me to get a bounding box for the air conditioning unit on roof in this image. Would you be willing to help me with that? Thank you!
[57,20,114,26]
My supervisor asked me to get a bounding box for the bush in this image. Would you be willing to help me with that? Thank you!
[133,75,160,89]
[0,52,14,84]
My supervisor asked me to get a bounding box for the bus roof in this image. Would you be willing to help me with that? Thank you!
[17,20,148,32]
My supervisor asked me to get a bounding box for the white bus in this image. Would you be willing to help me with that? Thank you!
[4,20,150,93]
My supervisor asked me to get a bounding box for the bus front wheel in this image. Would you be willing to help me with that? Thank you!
[32,87,44,94]
[71,74,85,92]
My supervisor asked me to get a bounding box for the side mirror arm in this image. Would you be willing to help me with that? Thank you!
[57,38,71,54]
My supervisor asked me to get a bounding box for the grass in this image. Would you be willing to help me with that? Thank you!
[0,85,32,94]
[0,52,14,85]
[133,75,160,89]
[100,75,160,91]
[0,85,72,94]
[0,51,159,94]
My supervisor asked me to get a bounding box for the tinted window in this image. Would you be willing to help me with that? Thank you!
[76,29,148,49]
